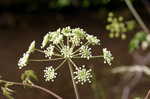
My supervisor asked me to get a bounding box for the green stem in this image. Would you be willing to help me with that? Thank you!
[72,55,103,59]
[55,59,67,70]
[67,60,80,99]
[69,59,78,69]
[35,49,44,53]
[0,80,62,99]
[73,41,89,54]
[125,0,149,33]
[56,44,62,51]
[35,48,61,57]
[29,58,64,62]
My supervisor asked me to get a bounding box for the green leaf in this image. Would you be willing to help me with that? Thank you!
[21,70,38,85]
[1,82,15,99]
[129,31,147,52]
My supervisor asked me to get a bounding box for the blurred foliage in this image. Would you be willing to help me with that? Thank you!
[134,97,141,99]
[0,0,136,12]
[129,31,147,52]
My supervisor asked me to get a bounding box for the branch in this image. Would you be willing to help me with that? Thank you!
[0,80,63,99]
[125,0,149,33]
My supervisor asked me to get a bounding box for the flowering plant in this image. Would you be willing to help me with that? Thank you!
[17,26,113,98]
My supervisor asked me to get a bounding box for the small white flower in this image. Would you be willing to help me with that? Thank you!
[44,66,57,82]
[72,28,86,39]
[103,48,114,66]
[49,29,63,44]
[79,45,92,60]
[61,26,72,36]
[70,36,82,46]
[18,53,29,69]
[41,34,49,48]
[61,46,73,58]
[53,34,63,44]
[44,45,54,59]
[74,65,92,85]
[86,34,100,45]
[27,41,35,54]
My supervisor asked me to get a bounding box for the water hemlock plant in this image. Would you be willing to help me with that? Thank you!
[18,26,114,99]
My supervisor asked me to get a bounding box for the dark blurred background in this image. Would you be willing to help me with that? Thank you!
[0,0,150,99]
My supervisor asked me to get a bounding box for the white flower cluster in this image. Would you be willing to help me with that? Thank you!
[44,66,57,82]
[86,34,100,45]
[18,41,35,69]
[103,48,114,66]
[18,26,114,85]
[44,45,54,59]
[74,65,92,85]
[41,26,100,48]
[61,46,73,58]
[18,53,29,69]
[106,12,127,39]
[79,45,92,59]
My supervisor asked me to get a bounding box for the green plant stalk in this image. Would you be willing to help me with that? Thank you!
[29,57,64,62]
[68,59,80,99]
[125,0,149,33]
[0,80,62,99]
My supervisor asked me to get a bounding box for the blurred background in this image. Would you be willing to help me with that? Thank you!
[0,0,150,99]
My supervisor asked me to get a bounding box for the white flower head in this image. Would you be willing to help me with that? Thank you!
[103,48,114,66]
[44,66,57,82]
[74,65,92,85]
[79,45,92,60]
[61,26,72,36]
[44,45,55,59]
[18,53,30,69]
[86,34,100,45]
[41,33,49,48]
[61,46,73,58]
[27,41,35,54]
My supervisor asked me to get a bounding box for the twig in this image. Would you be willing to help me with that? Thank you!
[124,0,149,33]
[0,80,63,99]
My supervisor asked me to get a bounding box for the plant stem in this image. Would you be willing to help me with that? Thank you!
[72,55,103,59]
[0,80,62,99]
[144,89,150,99]
[67,60,80,99]
[69,59,78,69]
[73,41,89,54]
[55,59,67,70]
[124,0,149,33]
[35,49,44,53]
[29,58,64,62]
[35,48,61,57]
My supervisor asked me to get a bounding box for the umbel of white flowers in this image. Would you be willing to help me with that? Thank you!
[18,26,114,85]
